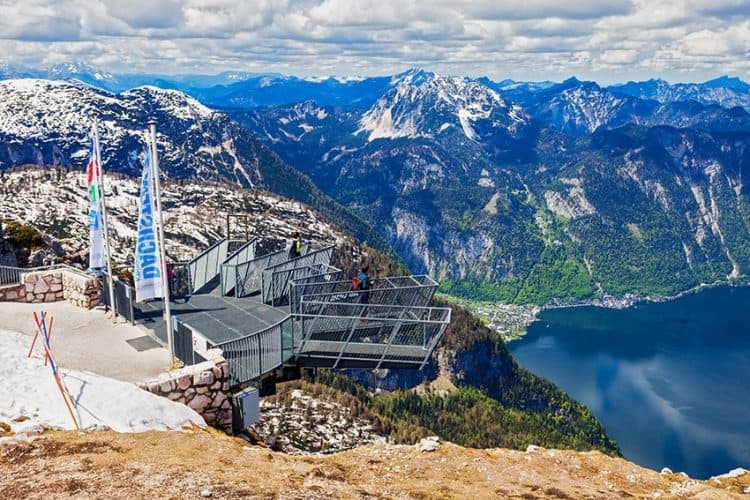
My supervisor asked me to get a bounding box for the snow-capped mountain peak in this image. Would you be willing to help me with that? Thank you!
[357,74,528,142]
[0,78,263,187]
[391,68,435,86]
[124,85,216,121]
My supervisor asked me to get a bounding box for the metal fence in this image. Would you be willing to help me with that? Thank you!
[290,274,439,314]
[0,266,22,287]
[174,317,195,365]
[232,243,309,297]
[100,277,136,324]
[173,317,209,366]
[294,302,451,369]
[261,245,335,305]
[214,316,294,387]
[220,238,257,295]
[289,265,343,313]
[187,238,228,294]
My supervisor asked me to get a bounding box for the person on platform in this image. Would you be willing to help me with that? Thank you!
[288,231,302,259]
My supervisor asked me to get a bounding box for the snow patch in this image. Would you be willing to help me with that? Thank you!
[0,330,204,435]
[457,109,477,140]
[483,192,501,214]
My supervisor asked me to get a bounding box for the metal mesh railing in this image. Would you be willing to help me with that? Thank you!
[291,275,438,314]
[187,238,229,294]
[233,243,310,297]
[261,245,335,305]
[214,316,294,387]
[294,302,450,369]
[0,265,23,287]
[100,277,136,324]
[289,265,344,313]
[173,317,210,366]
[220,238,257,295]
[265,263,339,306]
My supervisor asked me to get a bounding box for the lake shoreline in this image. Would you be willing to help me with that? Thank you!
[441,276,750,343]
[509,285,750,479]
[542,275,750,313]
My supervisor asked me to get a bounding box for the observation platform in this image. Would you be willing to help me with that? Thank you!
[108,237,450,389]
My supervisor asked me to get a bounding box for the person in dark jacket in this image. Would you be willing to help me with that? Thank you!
[288,231,301,259]
[356,264,371,314]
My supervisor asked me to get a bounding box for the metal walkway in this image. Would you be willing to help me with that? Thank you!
[113,237,450,389]
[136,282,287,346]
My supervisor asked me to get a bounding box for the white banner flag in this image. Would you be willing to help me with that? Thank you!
[134,144,163,302]
[86,130,105,270]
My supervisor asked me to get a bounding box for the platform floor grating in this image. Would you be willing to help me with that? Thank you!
[134,283,288,346]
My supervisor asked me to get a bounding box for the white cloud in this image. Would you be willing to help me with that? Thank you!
[0,0,747,83]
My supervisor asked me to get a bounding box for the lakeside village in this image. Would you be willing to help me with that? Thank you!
[451,274,750,342]
[444,293,686,342]
[440,293,640,342]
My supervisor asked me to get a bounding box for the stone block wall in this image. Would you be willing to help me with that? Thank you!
[23,271,65,303]
[138,350,233,433]
[0,284,26,301]
[0,269,100,308]
[61,271,100,308]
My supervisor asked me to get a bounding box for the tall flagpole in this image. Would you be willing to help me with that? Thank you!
[93,119,117,322]
[148,119,175,365]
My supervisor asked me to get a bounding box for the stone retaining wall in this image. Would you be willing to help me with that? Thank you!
[0,269,100,308]
[138,350,233,433]
[24,271,65,303]
[0,284,26,301]
[61,271,100,308]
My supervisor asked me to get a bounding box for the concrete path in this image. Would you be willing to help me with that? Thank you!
[0,301,170,383]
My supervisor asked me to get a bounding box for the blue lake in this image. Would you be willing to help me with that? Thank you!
[509,285,750,479]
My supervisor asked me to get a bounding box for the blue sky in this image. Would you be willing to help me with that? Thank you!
[0,0,749,83]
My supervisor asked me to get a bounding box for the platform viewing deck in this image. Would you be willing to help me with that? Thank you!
[135,281,287,347]
[105,237,451,389]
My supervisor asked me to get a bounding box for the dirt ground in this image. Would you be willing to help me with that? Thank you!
[1,429,748,499]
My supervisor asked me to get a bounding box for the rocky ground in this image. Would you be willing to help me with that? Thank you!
[1,429,748,499]
[254,385,387,455]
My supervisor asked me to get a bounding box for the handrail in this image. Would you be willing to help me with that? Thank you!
[261,245,335,304]
[291,275,438,314]
[188,238,228,293]
[1,263,95,287]
[296,301,451,321]
[233,243,311,297]
[290,274,437,295]
[220,237,257,296]
[294,302,451,370]
[213,315,294,387]
[223,237,258,266]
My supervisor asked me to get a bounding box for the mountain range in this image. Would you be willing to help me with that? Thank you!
[231,70,750,303]
[0,78,389,254]
[1,65,749,304]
